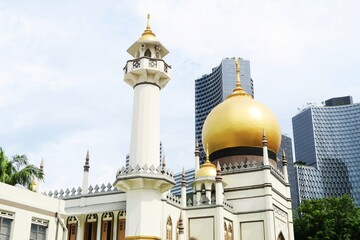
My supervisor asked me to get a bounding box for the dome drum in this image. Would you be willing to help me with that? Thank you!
[212,153,278,170]
[209,147,276,164]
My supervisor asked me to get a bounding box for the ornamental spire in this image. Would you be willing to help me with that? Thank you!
[262,129,268,147]
[142,13,156,37]
[227,58,250,98]
[83,150,90,172]
[282,149,288,166]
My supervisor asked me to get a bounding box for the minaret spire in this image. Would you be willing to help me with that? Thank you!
[227,58,250,98]
[141,13,156,38]
[262,129,269,166]
[194,139,200,171]
[147,14,151,29]
[82,150,90,195]
[282,149,289,183]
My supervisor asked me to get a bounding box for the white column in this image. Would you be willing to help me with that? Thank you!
[205,184,211,204]
[126,189,162,238]
[82,151,90,195]
[129,83,160,168]
[181,168,187,208]
[194,140,200,172]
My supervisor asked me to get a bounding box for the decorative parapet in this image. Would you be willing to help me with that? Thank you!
[43,183,121,199]
[166,192,182,206]
[115,164,175,192]
[116,164,175,182]
[270,165,285,180]
[221,160,261,174]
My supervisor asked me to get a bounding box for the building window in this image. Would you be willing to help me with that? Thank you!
[277,232,285,240]
[144,49,151,58]
[0,211,14,240]
[84,214,97,240]
[67,216,78,240]
[30,218,48,240]
[117,211,126,240]
[166,216,172,240]
[101,212,113,240]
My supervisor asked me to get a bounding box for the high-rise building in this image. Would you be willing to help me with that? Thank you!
[277,135,297,209]
[195,58,254,163]
[292,96,360,208]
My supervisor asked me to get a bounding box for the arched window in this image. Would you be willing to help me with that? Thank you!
[166,216,172,240]
[144,49,151,57]
[277,232,285,240]
[67,216,78,240]
[201,184,206,197]
[224,223,227,240]
[211,183,216,203]
[117,211,126,240]
[84,214,97,240]
[101,212,113,240]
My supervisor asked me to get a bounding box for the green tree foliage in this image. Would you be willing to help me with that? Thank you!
[0,148,44,188]
[294,195,360,240]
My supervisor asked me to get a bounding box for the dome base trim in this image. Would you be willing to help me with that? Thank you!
[209,146,277,162]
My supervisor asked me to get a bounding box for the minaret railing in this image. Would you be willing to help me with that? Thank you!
[123,56,171,74]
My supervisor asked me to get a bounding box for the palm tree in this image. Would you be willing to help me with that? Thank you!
[0,148,44,188]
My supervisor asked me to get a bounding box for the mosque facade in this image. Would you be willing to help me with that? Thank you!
[0,16,294,240]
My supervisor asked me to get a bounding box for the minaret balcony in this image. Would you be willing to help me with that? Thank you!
[123,57,171,76]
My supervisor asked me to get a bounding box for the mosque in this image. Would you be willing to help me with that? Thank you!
[0,16,294,240]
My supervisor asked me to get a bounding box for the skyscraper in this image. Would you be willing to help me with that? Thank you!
[292,96,360,208]
[277,135,297,209]
[195,58,254,163]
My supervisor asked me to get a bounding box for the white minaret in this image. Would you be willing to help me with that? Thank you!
[125,14,170,168]
[115,15,175,240]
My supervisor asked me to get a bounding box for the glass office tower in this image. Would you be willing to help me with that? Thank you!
[195,57,254,163]
[292,96,360,207]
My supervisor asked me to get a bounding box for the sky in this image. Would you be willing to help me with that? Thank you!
[1,0,359,192]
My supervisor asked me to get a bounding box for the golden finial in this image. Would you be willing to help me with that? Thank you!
[147,14,151,29]
[235,58,241,88]
[227,58,250,99]
[142,14,155,37]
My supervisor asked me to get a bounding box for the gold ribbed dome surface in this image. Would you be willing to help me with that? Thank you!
[195,160,217,178]
[202,94,281,156]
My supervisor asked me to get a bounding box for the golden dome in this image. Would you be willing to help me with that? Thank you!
[195,159,217,178]
[202,59,281,157]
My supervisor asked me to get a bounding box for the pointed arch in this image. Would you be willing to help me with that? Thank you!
[117,210,126,240]
[101,212,114,240]
[166,216,172,240]
[84,214,97,240]
[201,183,206,196]
[277,232,285,240]
[211,183,216,203]
[144,48,151,57]
[66,216,78,240]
